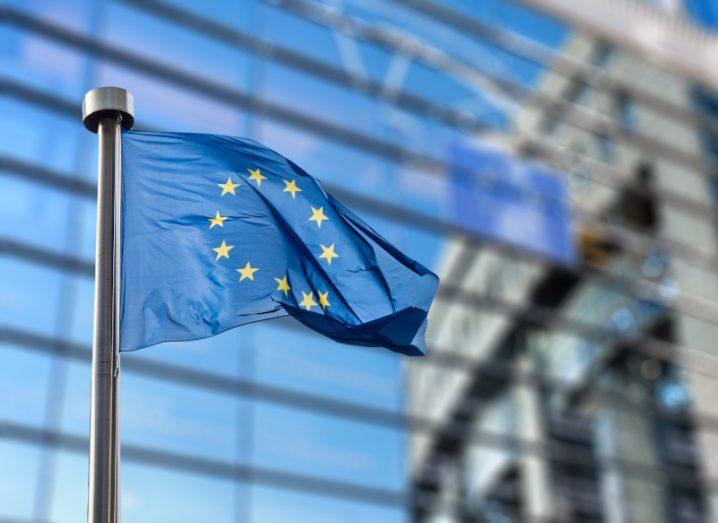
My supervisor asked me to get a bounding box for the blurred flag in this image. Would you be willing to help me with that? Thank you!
[120,131,438,356]
[449,142,575,264]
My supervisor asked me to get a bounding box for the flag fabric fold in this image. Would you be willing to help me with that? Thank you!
[120,131,438,356]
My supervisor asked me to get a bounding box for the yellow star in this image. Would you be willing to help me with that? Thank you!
[274,275,291,297]
[299,291,317,311]
[319,243,339,265]
[283,179,302,199]
[213,240,234,260]
[236,261,259,281]
[308,206,329,228]
[318,291,330,310]
[218,177,240,196]
[209,211,229,229]
[247,168,267,187]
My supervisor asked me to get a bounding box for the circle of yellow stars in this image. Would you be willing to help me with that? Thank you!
[207,168,337,312]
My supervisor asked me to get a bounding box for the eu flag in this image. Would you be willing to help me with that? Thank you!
[120,131,439,356]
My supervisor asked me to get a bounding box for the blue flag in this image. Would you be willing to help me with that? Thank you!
[120,131,438,356]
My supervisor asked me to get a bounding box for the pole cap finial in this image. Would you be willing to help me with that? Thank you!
[82,87,135,133]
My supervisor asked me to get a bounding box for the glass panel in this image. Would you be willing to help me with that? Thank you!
[252,485,406,523]
[120,463,237,523]
[0,441,42,520]
[252,401,405,489]
[0,343,52,426]
[0,258,63,336]
[0,176,72,252]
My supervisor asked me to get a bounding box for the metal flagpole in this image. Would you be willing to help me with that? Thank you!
[82,87,134,523]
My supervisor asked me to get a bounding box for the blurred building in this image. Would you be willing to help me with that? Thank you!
[5,0,718,522]
[409,14,718,523]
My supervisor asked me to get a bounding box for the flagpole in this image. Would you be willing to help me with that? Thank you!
[82,87,134,523]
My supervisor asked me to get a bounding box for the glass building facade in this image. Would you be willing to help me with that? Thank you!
[3,0,718,522]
